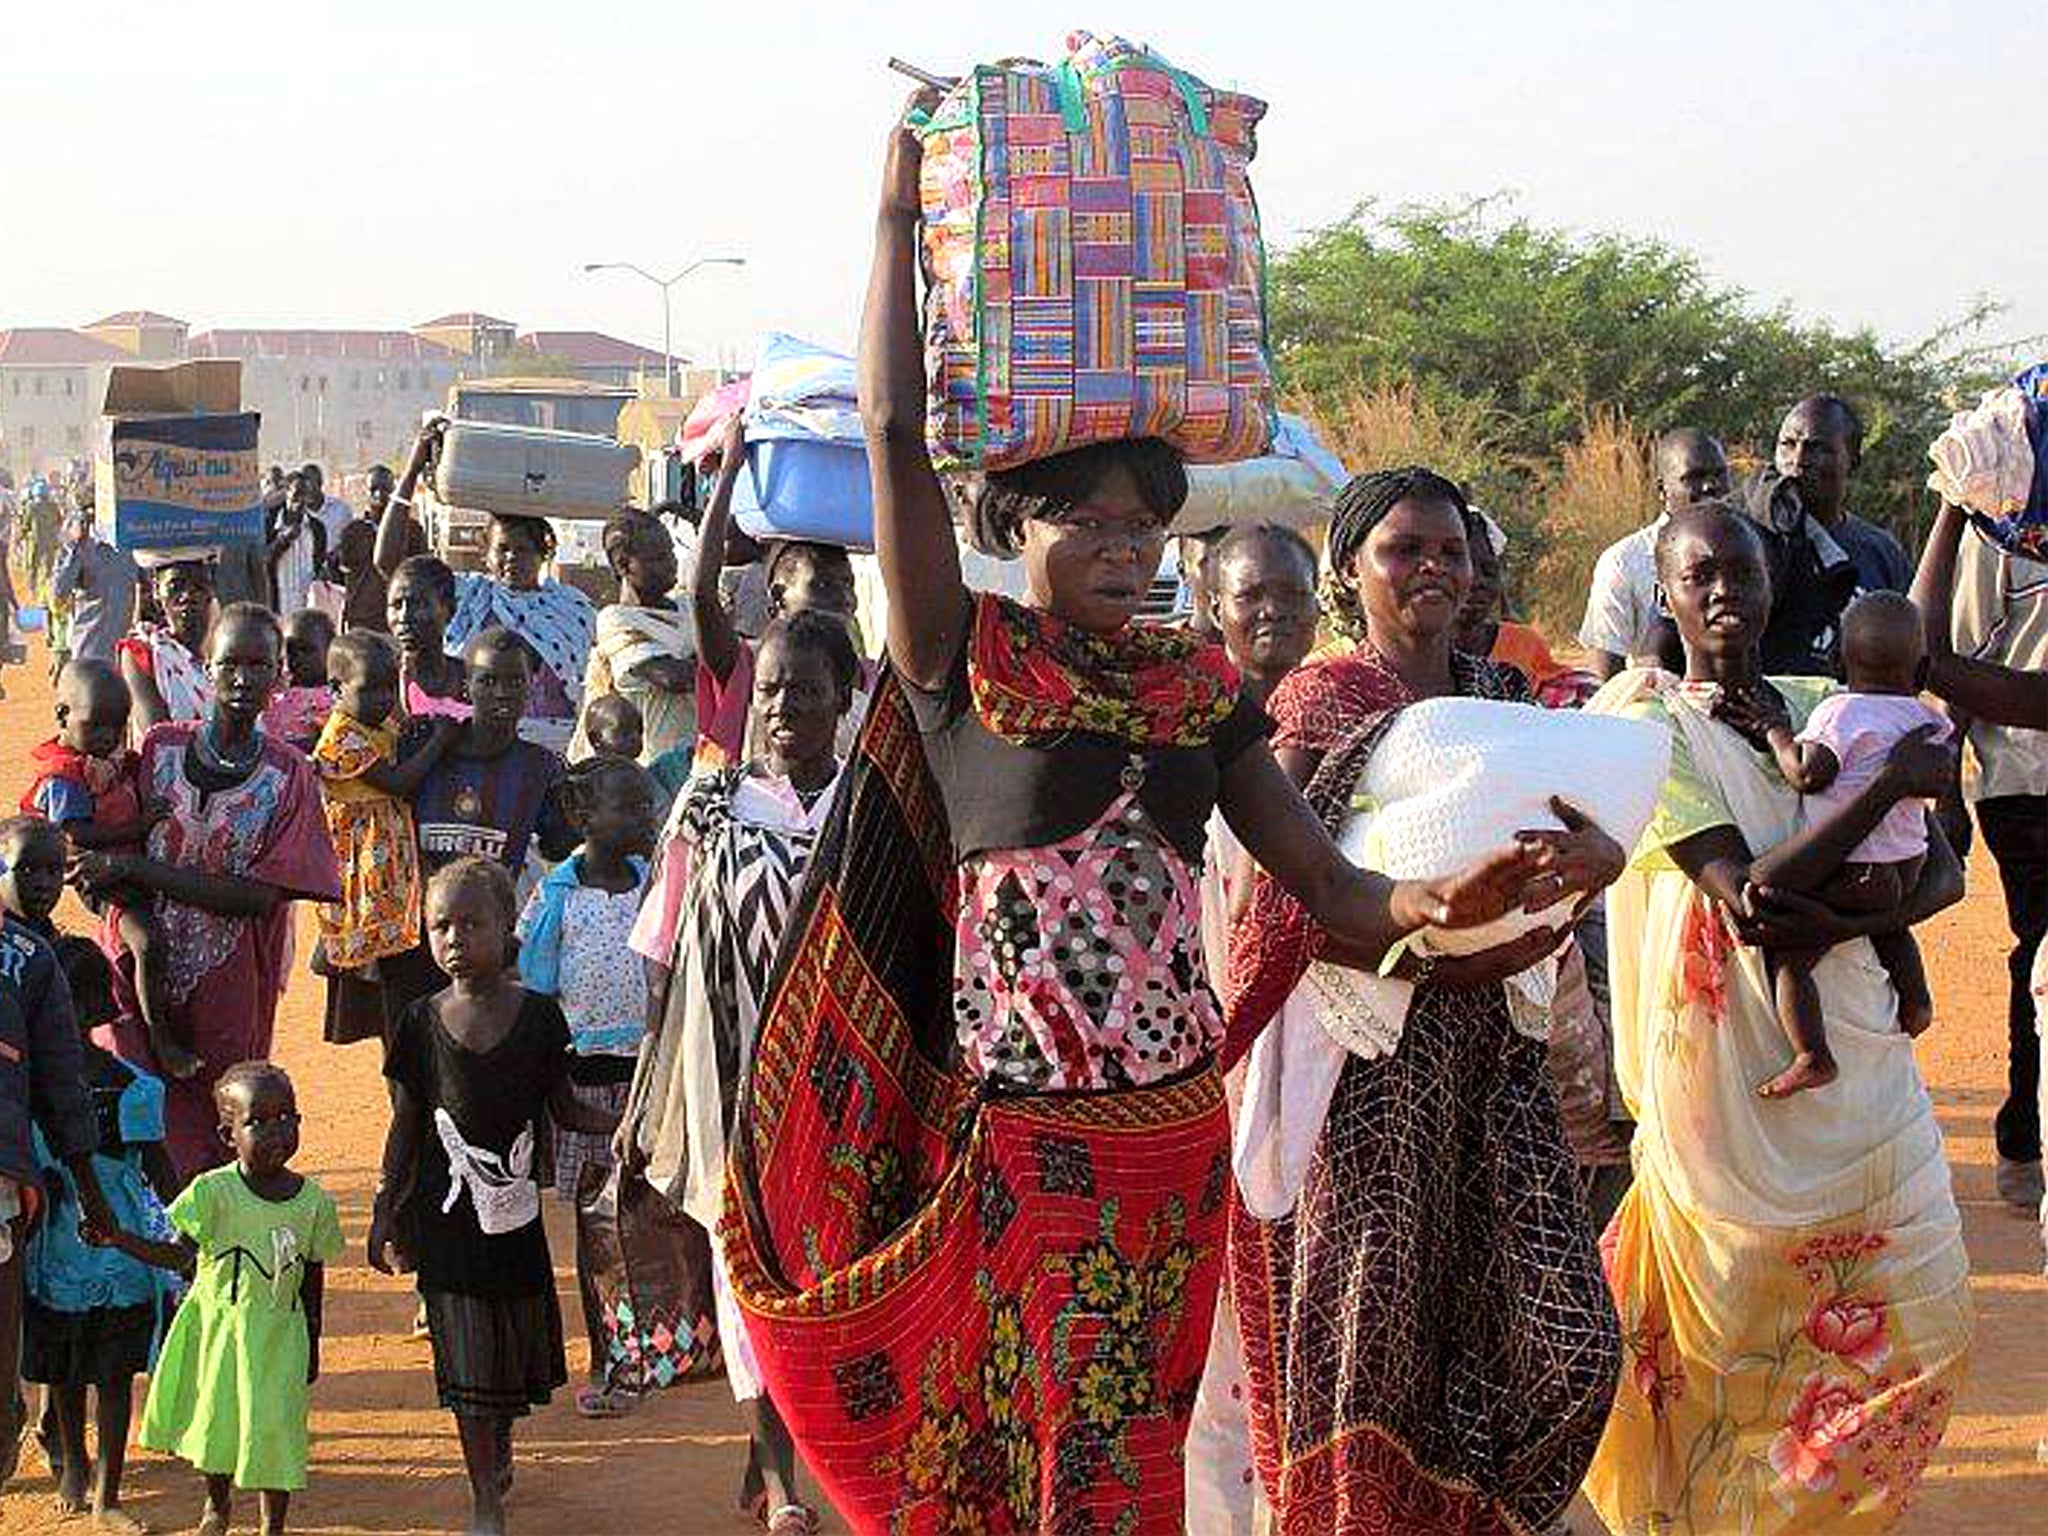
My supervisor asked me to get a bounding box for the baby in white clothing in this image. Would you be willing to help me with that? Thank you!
[1748,593,1946,1098]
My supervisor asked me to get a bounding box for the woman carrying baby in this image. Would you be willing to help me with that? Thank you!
[1224,467,1628,1535]
[1581,500,1970,1534]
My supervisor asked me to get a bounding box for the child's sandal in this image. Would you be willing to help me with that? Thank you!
[573,1384,640,1420]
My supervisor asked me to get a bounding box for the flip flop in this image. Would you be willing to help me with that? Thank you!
[573,1385,641,1420]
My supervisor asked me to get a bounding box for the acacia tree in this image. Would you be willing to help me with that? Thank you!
[1270,200,2010,551]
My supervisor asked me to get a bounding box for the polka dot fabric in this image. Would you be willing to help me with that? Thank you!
[956,792,1222,1092]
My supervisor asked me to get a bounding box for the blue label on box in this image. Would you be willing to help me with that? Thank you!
[104,412,263,552]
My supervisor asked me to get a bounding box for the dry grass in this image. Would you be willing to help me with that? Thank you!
[1292,381,1509,497]
[1527,407,1656,639]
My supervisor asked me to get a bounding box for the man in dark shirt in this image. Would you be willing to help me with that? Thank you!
[1775,393,1911,595]
[335,464,420,632]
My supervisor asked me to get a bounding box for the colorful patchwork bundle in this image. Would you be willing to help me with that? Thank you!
[915,32,1274,473]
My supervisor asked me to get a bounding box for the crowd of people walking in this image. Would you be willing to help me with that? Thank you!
[0,94,2030,1536]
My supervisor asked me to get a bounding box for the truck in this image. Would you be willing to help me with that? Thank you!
[419,377,637,603]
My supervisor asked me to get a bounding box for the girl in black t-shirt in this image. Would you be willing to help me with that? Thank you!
[367,857,618,1536]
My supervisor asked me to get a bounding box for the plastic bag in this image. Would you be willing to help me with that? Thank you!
[1927,384,2035,518]
[1173,413,1347,534]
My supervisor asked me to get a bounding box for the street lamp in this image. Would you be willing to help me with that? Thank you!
[581,256,746,396]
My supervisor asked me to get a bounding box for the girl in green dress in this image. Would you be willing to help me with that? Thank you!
[88,1061,341,1536]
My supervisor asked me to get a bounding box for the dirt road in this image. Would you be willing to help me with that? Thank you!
[0,641,2041,1533]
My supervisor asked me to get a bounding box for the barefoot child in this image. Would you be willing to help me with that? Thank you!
[517,757,659,1418]
[22,934,175,1533]
[87,1062,340,1536]
[263,610,337,752]
[312,632,459,1047]
[22,661,185,1075]
[1721,591,1947,1096]
[369,858,616,1536]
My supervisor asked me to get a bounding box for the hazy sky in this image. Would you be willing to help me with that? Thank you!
[9,2,2042,375]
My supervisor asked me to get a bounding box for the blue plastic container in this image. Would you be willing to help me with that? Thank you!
[730,437,874,552]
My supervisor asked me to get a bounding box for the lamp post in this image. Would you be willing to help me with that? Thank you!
[581,257,746,396]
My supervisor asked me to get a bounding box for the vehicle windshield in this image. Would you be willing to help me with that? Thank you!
[455,390,627,437]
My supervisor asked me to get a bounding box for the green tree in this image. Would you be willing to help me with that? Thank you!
[1270,200,2010,552]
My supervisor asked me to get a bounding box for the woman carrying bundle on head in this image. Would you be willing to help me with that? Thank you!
[374,419,595,755]
[712,94,1614,1536]
[689,419,876,772]
[117,556,218,743]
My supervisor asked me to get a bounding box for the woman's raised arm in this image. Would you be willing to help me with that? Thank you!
[120,647,167,736]
[688,419,747,687]
[1911,499,2048,728]
[859,93,970,690]
[375,418,444,577]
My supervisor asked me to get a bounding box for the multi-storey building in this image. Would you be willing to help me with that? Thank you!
[185,328,463,472]
[0,309,671,483]
[0,327,129,481]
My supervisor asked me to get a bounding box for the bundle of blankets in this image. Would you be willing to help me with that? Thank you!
[1928,361,2048,560]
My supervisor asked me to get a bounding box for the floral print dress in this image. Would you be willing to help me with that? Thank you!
[1583,672,1971,1534]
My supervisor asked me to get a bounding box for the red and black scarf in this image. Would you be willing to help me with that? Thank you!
[967,592,1239,749]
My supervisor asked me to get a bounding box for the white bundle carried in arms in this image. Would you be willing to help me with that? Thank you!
[1236,696,1670,1218]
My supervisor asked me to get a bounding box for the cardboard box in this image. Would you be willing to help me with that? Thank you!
[96,362,263,553]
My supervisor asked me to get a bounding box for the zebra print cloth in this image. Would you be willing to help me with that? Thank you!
[676,767,836,1137]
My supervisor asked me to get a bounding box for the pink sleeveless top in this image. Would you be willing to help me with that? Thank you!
[405,679,471,722]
